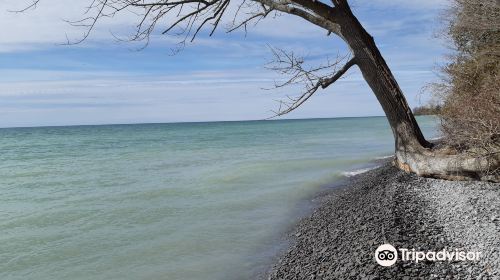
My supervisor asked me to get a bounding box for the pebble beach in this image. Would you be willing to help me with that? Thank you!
[267,162,500,279]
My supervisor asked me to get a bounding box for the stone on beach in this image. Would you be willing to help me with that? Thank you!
[267,163,500,279]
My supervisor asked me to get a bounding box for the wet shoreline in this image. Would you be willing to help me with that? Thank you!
[266,162,500,279]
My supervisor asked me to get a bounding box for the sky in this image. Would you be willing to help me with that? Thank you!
[0,0,450,128]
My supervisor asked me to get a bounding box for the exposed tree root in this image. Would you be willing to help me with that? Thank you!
[394,145,500,182]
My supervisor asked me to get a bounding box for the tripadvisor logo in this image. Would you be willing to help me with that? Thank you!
[375,244,397,266]
[374,244,481,267]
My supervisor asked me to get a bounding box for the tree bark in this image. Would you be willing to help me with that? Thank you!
[333,6,430,147]
[330,4,499,182]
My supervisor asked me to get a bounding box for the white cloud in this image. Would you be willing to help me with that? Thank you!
[0,65,437,128]
[0,0,448,53]
[0,0,445,127]
[0,0,158,52]
[351,0,450,10]
[0,0,329,53]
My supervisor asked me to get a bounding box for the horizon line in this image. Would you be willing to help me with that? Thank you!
[0,115,390,129]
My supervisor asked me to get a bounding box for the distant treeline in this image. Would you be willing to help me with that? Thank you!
[413,105,441,116]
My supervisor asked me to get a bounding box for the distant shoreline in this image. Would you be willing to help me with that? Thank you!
[266,161,500,279]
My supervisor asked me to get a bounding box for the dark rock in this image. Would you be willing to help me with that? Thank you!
[264,162,500,279]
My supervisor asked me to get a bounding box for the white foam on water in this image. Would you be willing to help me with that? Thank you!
[341,166,379,177]
[375,155,394,160]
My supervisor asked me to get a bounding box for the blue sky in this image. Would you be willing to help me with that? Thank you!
[0,0,449,128]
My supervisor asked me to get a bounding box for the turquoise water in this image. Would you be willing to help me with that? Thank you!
[0,116,438,280]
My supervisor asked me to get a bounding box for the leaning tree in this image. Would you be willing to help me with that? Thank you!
[18,0,499,181]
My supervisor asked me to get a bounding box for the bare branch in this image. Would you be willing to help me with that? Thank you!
[266,47,357,118]
[256,0,341,35]
[8,0,40,13]
[320,56,357,89]
[15,0,347,114]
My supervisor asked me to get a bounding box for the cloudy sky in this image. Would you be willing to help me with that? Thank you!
[0,0,449,128]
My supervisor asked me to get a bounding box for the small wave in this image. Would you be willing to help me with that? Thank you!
[341,166,379,177]
[375,155,394,160]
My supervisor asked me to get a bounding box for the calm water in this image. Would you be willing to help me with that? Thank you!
[0,116,438,280]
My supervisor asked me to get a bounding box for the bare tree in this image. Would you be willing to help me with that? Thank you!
[16,0,499,181]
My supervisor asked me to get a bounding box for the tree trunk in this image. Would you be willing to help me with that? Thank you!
[333,4,499,182]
